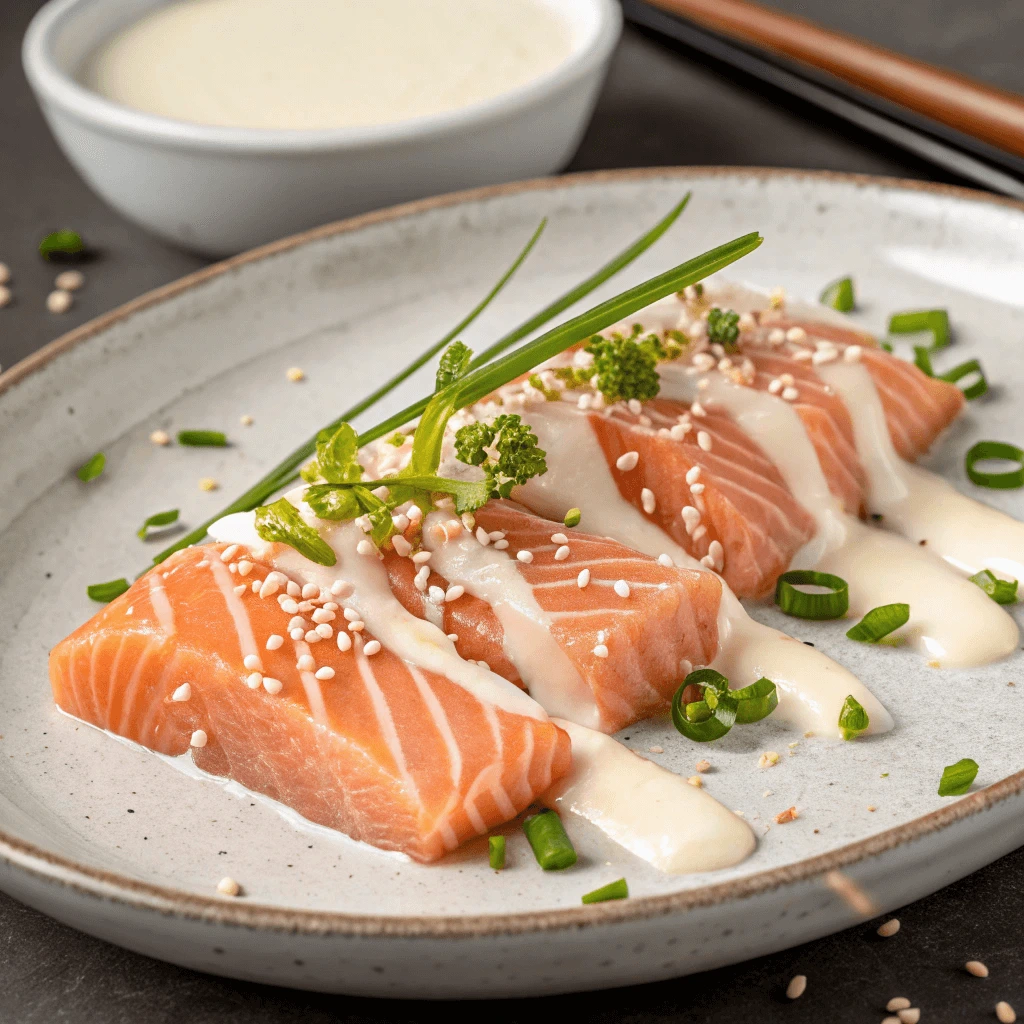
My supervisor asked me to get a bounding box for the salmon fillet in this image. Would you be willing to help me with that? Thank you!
[49,544,570,862]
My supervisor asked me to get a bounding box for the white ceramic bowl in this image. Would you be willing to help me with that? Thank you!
[23,0,621,256]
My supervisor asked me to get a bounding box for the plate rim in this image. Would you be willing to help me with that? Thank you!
[4,165,1024,939]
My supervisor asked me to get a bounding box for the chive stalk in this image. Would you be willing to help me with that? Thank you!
[582,878,629,904]
[177,430,228,447]
[523,809,577,870]
[488,835,506,870]
[87,578,130,603]
[845,603,910,643]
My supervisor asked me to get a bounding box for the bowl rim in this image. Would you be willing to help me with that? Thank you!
[22,0,622,153]
[4,166,1024,940]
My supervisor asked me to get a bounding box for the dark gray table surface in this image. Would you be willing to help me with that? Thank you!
[2,1,1023,1021]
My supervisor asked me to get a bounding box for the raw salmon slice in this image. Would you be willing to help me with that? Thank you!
[49,544,570,862]
[385,500,722,733]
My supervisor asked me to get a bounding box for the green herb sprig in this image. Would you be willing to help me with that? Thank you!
[938,758,979,796]
[137,509,180,539]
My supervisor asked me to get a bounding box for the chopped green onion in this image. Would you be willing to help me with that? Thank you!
[838,695,870,740]
[888,309,950,350]
[564,508,582,528]
[582,878,629,904]
[819,276,855,312]
[177,430,227,447]
[39,229,85,261]
[938,758,978,796]
[969,569,1018,605]
[522,809,577,870]
[76,452,105,482]
[965,441,1024,489]
[913,348,987,401]
[137,509,180,540]
[671,668,737,742]
[846,603,910,642]
[879,340,893,353]
[87,578,130,602]
[488,835,506,870]
[775,570,849,620]
[731,677,779,724]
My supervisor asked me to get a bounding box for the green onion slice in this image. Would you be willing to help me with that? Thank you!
[564,507,582,528]
[137,509,180,540]
[846,603,910,642]
[838,694,870,740]
[488,835,506,870]
[582,878,629,904]
[775,570,849,620]
[522,809,577,870]
[177,430,228,447]
[819,276,855,312]
[965,441,1024,489]
[938,757,979,796]
[39,229,84,261]
[732,677,779,724]
[888,309,950,350]
[87,577,130,602]
[969,569,1018,605]
[76,452,105,482]
[671,668,737,742]
[913,348,988,401]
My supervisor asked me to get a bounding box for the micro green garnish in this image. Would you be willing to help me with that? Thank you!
[938,758,978,796]
[564,507,582,528]
[671,669,778,742]
[912,348,988,401]
[523,808,577,870]
[888,309,950,350]
[387,432,406,447]
[87,577,130,602]
[965,441,1024,489]
[254,498,337,566]
[838,695,870,740]
[819,276,855,312]
[488,835,506,870]
[137,509,180,539]
[775,570,849,620]
[39,229,85,261]
[969,569,1018,604]
[76,452,105,482]
[582,878,629,904]
[177,430,228,447]
[845,603,910,643]
[707,306,740,351]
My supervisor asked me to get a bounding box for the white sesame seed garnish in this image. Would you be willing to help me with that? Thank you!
[669,423,690,440]
[412,551,431,565]
[685,466,701,485]
[311,608,335,624]
[414,566,430,592]
[190,730,208,748]
[551,533,568,545]
[692,352,715,371]
[242,654,262,672]
[46,289,72,314]
[897,1009,920,1024]
[221,545,239,563]
[289,628,304,640]
[286,367,305,382]
[149,429,171,446]
[392,535,412,557]
[690,482,705,495]
[216,877,240,897]
[348,620,365,633]
[259,577,281,599]
[700,554,715,568]
[250,580,260,593]
[554,544,571,561]
[877,918,900,937]
[691,401,707,418]
[171,683,191,702]
[445,585,465,602]
[792,349,813,362]
[577,394,592,411]
[658,553,674,567]
[337,631,352,652]
[280,598,300,615]
[768,328,786,344]
[697,430,712,452]
[768,379,783,395]
[965,960,989,978]
[331,581,353,599]
[577,568,591,588]
[613,580,631,599]
[296,654,315,672]
[494,539,509,550]
[616,451,639,471]
[342,607,359,621]
[246,672,262,689]
[198,477,218,492]
[363,640,382,656]
[887,998,911,1012]
[785,326,807,342]
[260,675,282,694]
[708,539,724,568]
[488,530,504,542]
[55,269,85,291]
[235,560,252,578]
[682,506,701,533]
[996,1001,1016,1023]
[475,526,490,546]
[517,550,534,564]
[299,583,317,599]
[811,349,837,366]
[641,488,656,514]
[356,540,375,556]
[844,345,863,362]
[240,414,254,426]
[785,975,807,1000]
[782,386,799,402]
[428,585,446,605]
[315,666,335,681]
[592,644,609,658]
[232,583,246,596]
[304,630,322,644]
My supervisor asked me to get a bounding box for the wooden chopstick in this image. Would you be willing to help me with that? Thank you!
[644,0,1024,160]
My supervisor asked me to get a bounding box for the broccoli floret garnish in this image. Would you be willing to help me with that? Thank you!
[707,307,740,351]
[455,413,547,499]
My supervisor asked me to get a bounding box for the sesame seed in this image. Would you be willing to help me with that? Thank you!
[966,960,989,978]
[691,401,707,418]
[251,581,260,593]
[46,289,72,314]
[337,631,352,652]
[311,608,335,624]
[304,630,322,644]
[392,535,412,557]
[232,584,246,596]
[517,550,534,563]
[685,466,701,485]
[236,560,253,577]
[811,349,837,366]
[221,545,240,563]
[785,326,807,342]
[363,640,382,656]
[641,488,656,514]
[494,539,509,550]
[280,598,300,615]
[412,551,431,565]
[428,585,446,604]
[240,414,254,426]
[786,975,807,1000]
[897,1008,920,1024]
[414,566,430,591]
[628,398,642,415]
[692,352,715,371]
[682,506,701,533]
[887,998,911,1012]
[289,628,304,640]
[296,654,315,671]
[331,580,354,597]
[216,877,240,897]
[171,683,191,702]
[447,633,459,642]
[996,1001,1016,1023]
[658,553,673,567]
[767,379,783,394]
[554,545,571,561]
[243,654,262,672]
[55,269,85,291]
[692,525,707,541]
[300,583,318,599]
[190,730,208,748]
[592,644,609,658]
[348,620,365,633]
[613,580,631,599]
[288,617,307,632]
[577,394,592,411]
[356,540,375,556]
[149,429,171,446]
[445,585,465,602]
[259,577,281,599]
[475,526,491,547]
[792,349,813,362]
[877,918,901,937]
[551,533,568,545]
[670,423,689,440]
[577,568,590,588]
[844,345,863,363]
[616,451,639,471]
[198,477,218,491]
[708,539,724,568]
[245,673,262,689]
[314,666,335,681]
[286,367,305,382]
[342,607,359,621]
[690,482,705,495]
[781,386,799,402]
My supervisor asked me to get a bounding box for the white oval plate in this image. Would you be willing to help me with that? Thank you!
[2,169,1024,998]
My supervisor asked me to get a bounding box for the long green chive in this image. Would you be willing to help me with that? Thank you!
[819,276,855,312]
[177,430,228,447]
[39,229,84,261]
[150,198,692,567]
[76,452,105,482]
[969,569,1018,604]
[775,570,849,620]
[965,441,1024,489]
[488,835,506,870]
[888,309,950,350]
[838,695,870,740]
[522,809,577,870]
[582,878,629,904]
[137,509,180,539]
[846,603,910,642]
[87,578,130,602]
[938,758,979,796]
[913,348,988,401]
[563,508,582,528]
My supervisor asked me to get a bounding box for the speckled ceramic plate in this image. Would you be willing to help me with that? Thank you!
[3,169,1024,998]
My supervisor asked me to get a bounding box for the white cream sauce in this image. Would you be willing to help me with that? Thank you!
[82,0,574,131]
[542,719,755,873]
